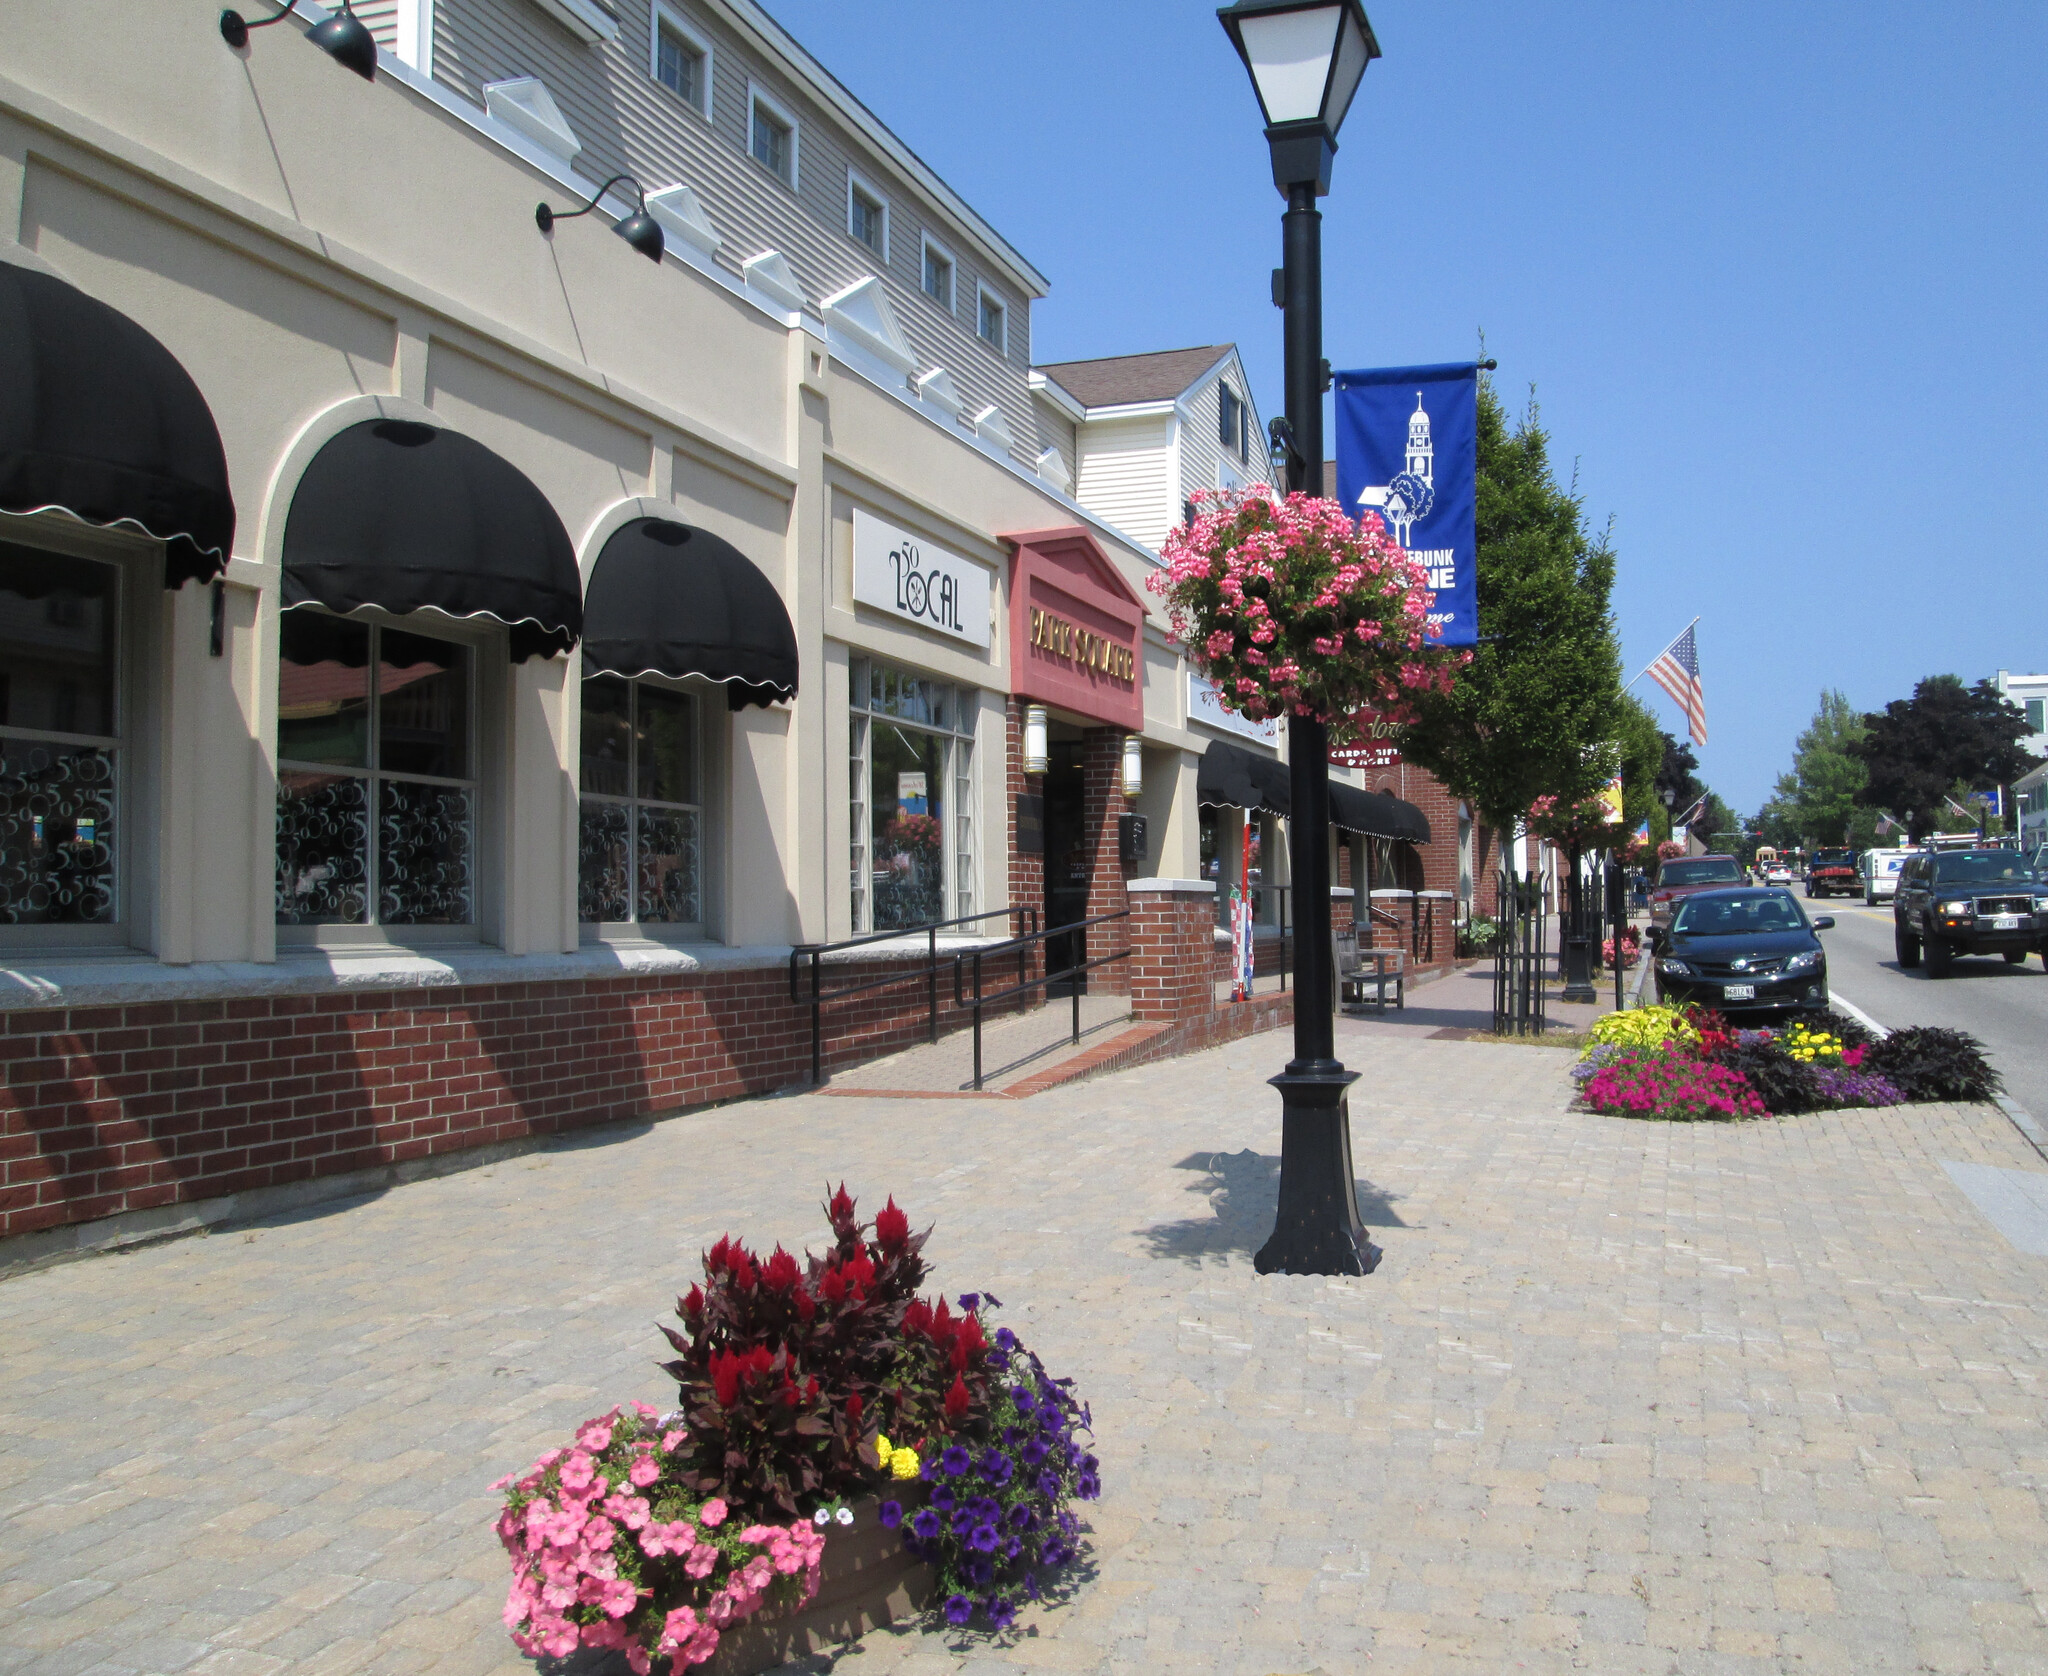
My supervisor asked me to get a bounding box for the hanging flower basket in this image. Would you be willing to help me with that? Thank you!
[1146,487,1462,743]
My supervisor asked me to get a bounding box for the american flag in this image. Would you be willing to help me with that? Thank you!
[1648,623,1707,746]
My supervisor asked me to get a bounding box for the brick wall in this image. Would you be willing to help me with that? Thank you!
[1127,885,1216,1023]
[1005,699,1045,936]
[0,950,1023,1244]
[1080,727,1131,995]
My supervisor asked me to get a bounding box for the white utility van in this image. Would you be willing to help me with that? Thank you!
[1860,847,1912,904]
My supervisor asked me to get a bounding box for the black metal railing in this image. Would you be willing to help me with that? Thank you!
[1492,874,1549,1036]
[954,909,1132,1090]
[789,906,1035,1086]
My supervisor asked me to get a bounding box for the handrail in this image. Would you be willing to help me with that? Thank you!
[788,905,1035,1085]
[954,909,1132,1091]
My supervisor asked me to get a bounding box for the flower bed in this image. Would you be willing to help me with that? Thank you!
[492,1189,1099,1671]
[1572,1006,2002,1120]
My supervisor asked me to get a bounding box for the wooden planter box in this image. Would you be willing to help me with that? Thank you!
[699,1500,932,1676]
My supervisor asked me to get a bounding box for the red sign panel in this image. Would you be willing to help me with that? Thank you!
[1329,710,1402,771]
[1003,526,1145,732]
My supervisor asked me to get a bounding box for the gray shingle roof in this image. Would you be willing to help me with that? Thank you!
[1037,345,1236,410]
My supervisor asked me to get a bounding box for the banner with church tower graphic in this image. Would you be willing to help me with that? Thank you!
[1332,362,1480,647]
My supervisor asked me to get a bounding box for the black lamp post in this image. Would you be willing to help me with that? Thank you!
[220,0,378,81]
[536,176,667,264]
[1218,0,1382,1277]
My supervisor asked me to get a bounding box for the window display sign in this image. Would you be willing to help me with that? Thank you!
[1329,708,1402,771]
[852,508,992,647]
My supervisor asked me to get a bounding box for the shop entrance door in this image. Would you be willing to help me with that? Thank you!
[1042,738,1090,994]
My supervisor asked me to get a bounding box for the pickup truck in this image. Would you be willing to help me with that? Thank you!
[1648,854,1749,936]
[1805,848,1858,898]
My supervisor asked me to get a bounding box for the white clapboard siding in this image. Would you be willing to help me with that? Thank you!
[354,0,401,50]
[1073,414,1174,550]
[430,0,1042,459]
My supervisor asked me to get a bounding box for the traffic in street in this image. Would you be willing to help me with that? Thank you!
[1816,893,2048,1122]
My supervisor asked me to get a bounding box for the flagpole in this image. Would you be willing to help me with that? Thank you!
[1623,616,1700,694]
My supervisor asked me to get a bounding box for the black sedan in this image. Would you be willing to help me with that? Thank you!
[1652,887,1834,1013]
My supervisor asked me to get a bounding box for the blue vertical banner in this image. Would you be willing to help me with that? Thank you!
[1333,362,1480,648]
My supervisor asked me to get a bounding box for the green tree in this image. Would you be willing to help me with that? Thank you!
[1766,690,1872,846]
[1851,675,2042,839]
[1399,379,1624,874]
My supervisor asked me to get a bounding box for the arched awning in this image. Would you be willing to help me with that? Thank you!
[581,517,798,709]
[0,262,234,586]
[1330,781,1431,844]
[1197,739,1291,817]
[282,419,580,661]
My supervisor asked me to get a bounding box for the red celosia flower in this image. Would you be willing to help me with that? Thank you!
[804,1376,819,1403]
[943,1375,970,1421]
[843,1252,875,1291]
[680,1284,704,1319]
[762,1247,801,1293]
[873,1198,910,1251]
[846,1393,863,1425]
[705,1237,732,1273]
[828,1183,855,1225]
[795,1289,816,1322]
[818,1269,847,1305]
[901,1299,931,1338]
[729,1249,757,1292]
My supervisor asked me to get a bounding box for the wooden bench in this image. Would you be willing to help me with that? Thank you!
[1334,932,1405,1013]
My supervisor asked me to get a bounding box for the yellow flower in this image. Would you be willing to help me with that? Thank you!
[890,1447,920,1481]
[874,1431,893,1460]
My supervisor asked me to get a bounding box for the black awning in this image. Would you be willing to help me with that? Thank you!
[0,262,234,587]
[1331,782,1431,844]
[582,518,798,709]
[282,419,580,661]
[1197,739,1291,817]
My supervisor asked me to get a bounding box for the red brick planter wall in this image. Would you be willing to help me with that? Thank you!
[0,952,1017,1244]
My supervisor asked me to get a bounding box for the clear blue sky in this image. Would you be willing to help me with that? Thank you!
[767,0,2048,814]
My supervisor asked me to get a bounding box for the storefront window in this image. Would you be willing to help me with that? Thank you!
[276,611,475,927]
[850,660,975,932]
[578,675,702,929]
[0,545,119,927]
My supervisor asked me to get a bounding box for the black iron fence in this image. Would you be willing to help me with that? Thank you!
[1492,873,1548,1036]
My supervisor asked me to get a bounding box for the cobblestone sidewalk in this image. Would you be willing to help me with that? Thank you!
[4,1027,2048,1675]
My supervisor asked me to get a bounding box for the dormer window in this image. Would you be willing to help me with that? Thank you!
[847,171,887,260]
[1219,383,1245,457]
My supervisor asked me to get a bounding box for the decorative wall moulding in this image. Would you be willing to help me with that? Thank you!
[482,76,581,164]
[822,277,914,375]
[741,250,808,313]
[643,184,720,257]
[970,404,1013,452]
[912,366,963,419]
[1034,445,1072,494]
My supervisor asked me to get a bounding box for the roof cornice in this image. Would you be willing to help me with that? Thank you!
[702,0,1050,300]
[1027,369,1086,423]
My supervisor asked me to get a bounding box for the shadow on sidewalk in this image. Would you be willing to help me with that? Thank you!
[1139,1148,1409,1264]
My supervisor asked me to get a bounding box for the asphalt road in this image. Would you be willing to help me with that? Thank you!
[1812,890,2048,1120]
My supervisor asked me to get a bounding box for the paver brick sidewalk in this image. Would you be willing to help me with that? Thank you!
[4,1028,2048,1674]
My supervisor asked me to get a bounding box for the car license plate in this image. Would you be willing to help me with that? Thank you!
[1993,914,2021,930]
[1723,984,1755,1000]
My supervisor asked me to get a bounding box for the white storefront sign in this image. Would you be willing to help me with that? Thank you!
[852,508,991,648]
[1188,673,1278,744]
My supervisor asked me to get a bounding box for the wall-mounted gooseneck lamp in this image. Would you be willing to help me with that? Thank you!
[1121,734,1144,800]
[536,175,666,263]
[1022,705,1049,776]
[220,0,378,81]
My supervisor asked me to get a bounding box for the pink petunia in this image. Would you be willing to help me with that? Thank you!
[627,1452,660,1488]
[576,1416,616,1454]
[697,1497,728,1528]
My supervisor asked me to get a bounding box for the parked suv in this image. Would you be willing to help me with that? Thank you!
[1892,848,2048,976]
[1805,848,1858,898]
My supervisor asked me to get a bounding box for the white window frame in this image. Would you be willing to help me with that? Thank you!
[649,3,711,119]
[747,83,798,191]
[576,671,711,941]
[0,525,158,955]
[1218,382,1245,458]
[919,233,955,311]
[975,282,1006,355]
[274,605,489,949]
[845,168,889,263]
[847,659,977,934]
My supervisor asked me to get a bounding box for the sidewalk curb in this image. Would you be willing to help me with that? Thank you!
[1994,1094,2048,1167]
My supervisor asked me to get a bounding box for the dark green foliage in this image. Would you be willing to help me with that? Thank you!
[1862,1027,2004,1103]
[1852,676,2042,839]
[1718,1038,1825,1116]
[1781,1007,1873,1050]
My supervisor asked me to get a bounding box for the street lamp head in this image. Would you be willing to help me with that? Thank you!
[1660,786,1676,809]
[1217,0,1380,193]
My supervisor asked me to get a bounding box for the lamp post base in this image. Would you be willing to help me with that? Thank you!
[1561,931,1596,1004]
[1253,1064,1381,1277]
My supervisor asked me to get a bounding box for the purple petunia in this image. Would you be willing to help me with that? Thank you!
[957,1293,980,1312]
[1077,1470,1101,1500]
[941,1445,971,1477]
[983,1451,1014,1485]
[912,1508,941,1541]
[974,1496,1002,1522]
[952,1504,978,1533]
[1021,1437,1048,1467]
[932,1486,955,1511]
[1011,1384,1037,1413]
[970,1523,1000,1553]
[987,1594,1017,1630]
[944,1593,974,1626]
[879,1499,902,1529]
[1037,1470,1060,1499]
[995,1327,1018,1352]
[1080,1452,1099,1473]
[982,1291,1003,1308]
[1024,1570,1041,1601]
[1010,1503,1037,1530]
[1042,1538,1068,1567]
